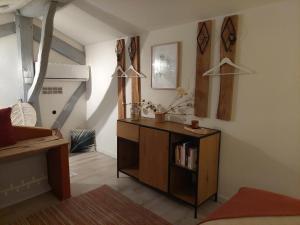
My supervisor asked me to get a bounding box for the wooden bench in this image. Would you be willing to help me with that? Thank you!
[0,126,71,200]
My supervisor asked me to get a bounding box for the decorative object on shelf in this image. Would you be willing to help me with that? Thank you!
[183,126,211,135]
[130,103,141,121]
[151,42,179,89]
[125,87,193,122]
[11,100,37,127]
[191,120,199,129]
[164,87,193,116]
[194,20,212,118]
[217,15,239,121]
[142,87,193,121]
[70,129,96,153]
[154,112,165,123]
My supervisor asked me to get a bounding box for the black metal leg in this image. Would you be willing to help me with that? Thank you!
[214,193,218,202]
[194,207,198,218]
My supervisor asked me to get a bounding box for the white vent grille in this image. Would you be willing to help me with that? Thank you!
[42,87,63,95]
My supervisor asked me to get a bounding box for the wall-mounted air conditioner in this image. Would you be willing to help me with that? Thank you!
[35,63,90,81]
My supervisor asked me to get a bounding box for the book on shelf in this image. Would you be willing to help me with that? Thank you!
[175,145,181,165]
[187,147,197,170]
[174,142,198,170]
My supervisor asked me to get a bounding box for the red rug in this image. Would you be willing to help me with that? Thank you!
[201,187,300,224]
[12,185,171,225]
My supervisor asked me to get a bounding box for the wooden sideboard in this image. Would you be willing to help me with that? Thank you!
[117,118,221,217]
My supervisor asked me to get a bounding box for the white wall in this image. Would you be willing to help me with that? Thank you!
[0,34,22,108]
[85,40,118,158]
[39,80,87,138]
[34,42,87,138]
[139,0,300,200]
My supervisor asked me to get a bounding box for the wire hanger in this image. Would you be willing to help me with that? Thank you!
[124,37,146,78]
[124,65,147,78]
[203,57,254,76]
[111,38,147,78]
[111,65,126,78]
[111,65,147,78]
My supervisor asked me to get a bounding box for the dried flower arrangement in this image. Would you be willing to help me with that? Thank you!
[125,87,193,122]
[142,87,194,121]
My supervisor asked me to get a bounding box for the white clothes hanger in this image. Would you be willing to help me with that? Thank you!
[111,65,147,78]
[111,65,126,78]
[203,57,254,76]
[124,65,147,78]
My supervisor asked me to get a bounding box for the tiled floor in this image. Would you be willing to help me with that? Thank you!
[0,152,220,225]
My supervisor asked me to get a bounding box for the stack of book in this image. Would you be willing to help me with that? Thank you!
[175,142,198,170]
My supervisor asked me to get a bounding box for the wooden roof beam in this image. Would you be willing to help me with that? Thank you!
[16,15,34,101]
[19,0,73,17]
[0,21,85,65]
[27,1,57,125]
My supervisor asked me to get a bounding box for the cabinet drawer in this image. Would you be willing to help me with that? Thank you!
[117,121,139,142]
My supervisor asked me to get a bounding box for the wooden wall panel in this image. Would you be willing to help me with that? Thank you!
[194,21,212,117]
[130,36,141,104]
[116,39,126,119]
[217,15,238,121]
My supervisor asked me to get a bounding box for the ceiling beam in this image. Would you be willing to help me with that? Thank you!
[28,1,57,125]
[0,21,85,64]
[16,15,35,101]
[33,25,85,64]
[19,0,73,17]
[0,22,16,38]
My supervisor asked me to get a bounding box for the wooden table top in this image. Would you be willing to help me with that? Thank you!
[0,135,69,161]
[118,117,219,138]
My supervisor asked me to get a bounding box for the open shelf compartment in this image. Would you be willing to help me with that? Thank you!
[170,166,197,204]
[118,138,139,178]
[170,133,199,173]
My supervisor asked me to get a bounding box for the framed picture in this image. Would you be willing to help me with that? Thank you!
[151,42,179,89]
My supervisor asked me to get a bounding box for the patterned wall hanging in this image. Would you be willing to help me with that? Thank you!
[116,39,126,119]
[217,15,239,121]
[129,36,141,105]
[194,20,212,117]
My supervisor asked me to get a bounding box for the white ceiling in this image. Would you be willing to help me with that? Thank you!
[54,4,124,45]
[0,0,31,13]
[54,0,283,46]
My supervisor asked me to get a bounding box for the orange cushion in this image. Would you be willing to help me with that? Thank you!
[201,187,300,224]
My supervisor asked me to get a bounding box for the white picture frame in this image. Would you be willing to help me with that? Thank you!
[151,42,179,90]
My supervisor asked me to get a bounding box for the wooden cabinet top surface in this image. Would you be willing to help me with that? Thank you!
[118,118,220,138]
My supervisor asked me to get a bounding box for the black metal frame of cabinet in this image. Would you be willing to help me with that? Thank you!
[117,120,221,218]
